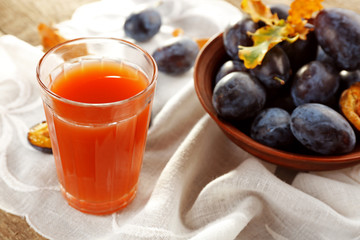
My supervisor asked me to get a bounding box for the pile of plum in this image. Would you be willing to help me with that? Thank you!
[124,7,199,75]
[212,5,360,155]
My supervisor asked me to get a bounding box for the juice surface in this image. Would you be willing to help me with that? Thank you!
[46,60,151,214]
[51,60,148,103]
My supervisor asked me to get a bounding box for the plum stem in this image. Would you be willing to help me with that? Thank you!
[273,76,285,85]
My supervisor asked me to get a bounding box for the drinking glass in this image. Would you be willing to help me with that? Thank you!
[36,38,157,215]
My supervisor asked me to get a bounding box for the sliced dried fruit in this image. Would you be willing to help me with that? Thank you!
[28,121,52,154]
[340,82,360,131]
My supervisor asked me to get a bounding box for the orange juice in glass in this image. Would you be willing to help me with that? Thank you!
[36,38,157,215]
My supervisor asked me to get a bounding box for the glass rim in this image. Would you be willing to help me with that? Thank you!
[36,37,158,107]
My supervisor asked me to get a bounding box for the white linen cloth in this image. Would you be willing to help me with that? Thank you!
[1,0,360,239]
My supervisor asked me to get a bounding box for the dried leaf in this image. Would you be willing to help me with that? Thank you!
[37,23,88,61]
[239,22,298,68]
[241,0,280,25]
[195,38,209,50]
[287,0,324,39]
[238,0,323,68]
[38,23,67,52]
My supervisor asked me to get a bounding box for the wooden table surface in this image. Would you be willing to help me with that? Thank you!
[0,0,358,239]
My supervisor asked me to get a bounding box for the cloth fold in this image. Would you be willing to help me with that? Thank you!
[1,0,360,239]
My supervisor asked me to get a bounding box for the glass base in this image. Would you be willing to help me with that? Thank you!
[60,184,137,215]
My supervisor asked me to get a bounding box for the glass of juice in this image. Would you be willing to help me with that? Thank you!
[36,38,157,215]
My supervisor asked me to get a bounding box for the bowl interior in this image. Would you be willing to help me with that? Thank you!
[194,32,360,171]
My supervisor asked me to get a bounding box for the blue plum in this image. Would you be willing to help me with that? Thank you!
[315,8,360,71]
[340,70,360,89]
[280,31,318,73]
[270,4,289,20]
[291,61,340,106]
[223,17,258,60]
[214,60,247,87]
[152,37,199,75]
[212,72,266,121]
[250,46,291,89]
[124,8,162,42]
[251,108,294,149]
[290,103,356,155]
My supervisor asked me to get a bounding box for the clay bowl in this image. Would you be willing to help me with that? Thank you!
[193,32,360,171]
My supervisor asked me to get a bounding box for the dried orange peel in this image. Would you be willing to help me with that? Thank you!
[340,82,360,131]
